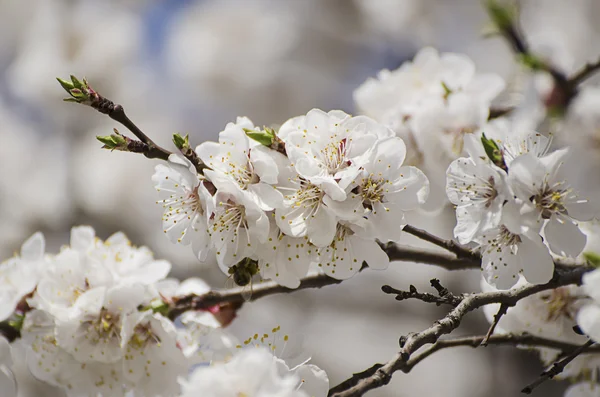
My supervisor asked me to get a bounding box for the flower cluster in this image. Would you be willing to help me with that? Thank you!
[154,109,429,287]
[0,227,330,397]
[0,226,231,397]
[446,129,593,289]
[354,47,505,207]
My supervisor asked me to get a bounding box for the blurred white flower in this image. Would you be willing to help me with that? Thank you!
[179,346,328,397]
[565,382,600,397]
[0,232,45,321]
[0,336,16,397]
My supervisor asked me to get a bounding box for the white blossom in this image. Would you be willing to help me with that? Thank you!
[276,109,393,247]
[208,189,269,269]
[446,153,509,244]
[477,223,553,289]
[339,136,429,242]
[153,154,212,261]
[197,116,285,211]
[509,149,594,257]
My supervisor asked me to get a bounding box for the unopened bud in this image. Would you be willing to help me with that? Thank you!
[172,133,190,150]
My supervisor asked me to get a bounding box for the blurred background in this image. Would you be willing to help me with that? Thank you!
[2,0,600,396]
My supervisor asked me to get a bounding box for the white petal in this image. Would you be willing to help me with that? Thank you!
[307,208,337,247]
[69,226,95,252]
[21,232,45,261]
[544,216,586,257]
[518,236,554,286]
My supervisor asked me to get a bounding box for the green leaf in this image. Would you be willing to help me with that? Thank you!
[244,127,274,147]
[56,77,74,92]
[584,251,600,267]
[96,134,126,150]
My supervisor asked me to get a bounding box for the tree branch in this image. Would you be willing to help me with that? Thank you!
[381,283,462,307]
[569,58,600,86]
[407,334,600,371]
[167,245,480,321]
[521,339,595,394]
[481,303,509,346]
[329,265,592,397]
[401,225,478,260]
[328,333,600,396]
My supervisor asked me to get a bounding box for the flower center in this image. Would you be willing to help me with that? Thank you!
[212,200,247,236]
[357,176,386,210]
[496,225,522,246]
[321,138,350,174]
[286,180,324,210]
[540,287,581,322]
[531,184,569,219]
[129,323,161,349]
[86,309,121,344]
[228,159,259,189]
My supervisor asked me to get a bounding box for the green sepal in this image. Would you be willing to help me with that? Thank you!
[244,127,274,146]
[8,314,24,331]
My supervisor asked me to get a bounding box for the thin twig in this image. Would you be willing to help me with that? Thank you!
[521,339,595,394]
[401,225,477,260]
[329,265,592,397]
[381,284,462,307]
[328,333,600,396]
[406,334,600,371]
[95,102,172,161]
[569,57,600,86]
[327,364,384,397]
[481,303,509,346]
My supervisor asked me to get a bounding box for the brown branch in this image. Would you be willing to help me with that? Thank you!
[569,57,600,86]
[522,339,595,394]
[329,265,592,397]
[401,225,478,260]
[481,303,509,346]
[167,245,479,321]
[383,243,478,270]
[406,334,600,371]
